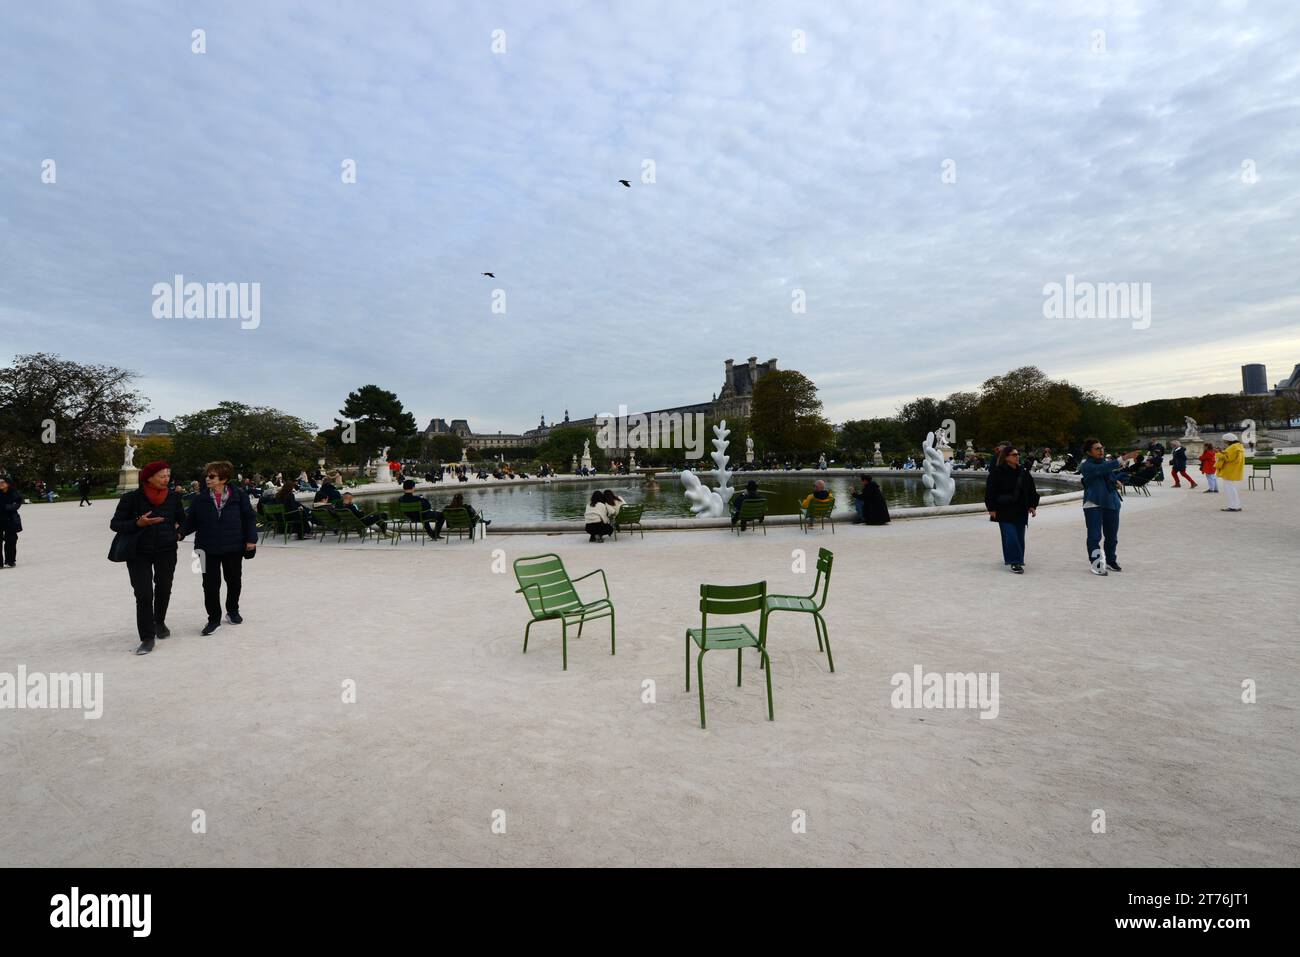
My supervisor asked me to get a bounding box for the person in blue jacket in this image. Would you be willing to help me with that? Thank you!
[181,459,258,635]
[1079,438,1127,576]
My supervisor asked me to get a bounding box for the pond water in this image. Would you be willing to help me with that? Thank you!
[363,473,1067,524]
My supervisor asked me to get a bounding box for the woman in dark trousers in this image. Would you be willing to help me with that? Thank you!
[110,461,184,655]
[181,460,258,636]
[984,446,1039,574]
[0,474,23,568]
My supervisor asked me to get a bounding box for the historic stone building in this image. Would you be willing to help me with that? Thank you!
[423,357,777,452]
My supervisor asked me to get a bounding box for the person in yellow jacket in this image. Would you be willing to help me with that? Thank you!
[801,479,835,513]
[1216,433,1245,511]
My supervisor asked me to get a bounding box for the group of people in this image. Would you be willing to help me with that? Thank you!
[984,432,1250,576]
[583,489,625,541]
[110,460,258,655]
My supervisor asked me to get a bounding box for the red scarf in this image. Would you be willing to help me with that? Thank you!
[142,484,169,507]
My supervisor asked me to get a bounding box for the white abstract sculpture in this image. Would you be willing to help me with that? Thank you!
[122,436,137,468]
[921,430,956,507]
[680,420,734,518]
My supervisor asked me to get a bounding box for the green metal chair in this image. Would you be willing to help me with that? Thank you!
[732,498,767,535]
[335,507,381,543]
[800,497,836,533]
[613,503,645,539]
[1249,462,1274,490]
[442,506,477,542]
[763,547,835,672]
[312,506,343,542]
[686,581,773,729]
[392,501,430,545]
[513,554,615,670]
[258,503,304,543]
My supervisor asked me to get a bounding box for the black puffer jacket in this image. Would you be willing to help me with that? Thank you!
[182,486,258,556]
[0,486,23,533]
[984,463,1040,525]
[110,488,185,553]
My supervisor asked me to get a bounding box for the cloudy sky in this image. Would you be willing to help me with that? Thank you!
[2,0,1298,434]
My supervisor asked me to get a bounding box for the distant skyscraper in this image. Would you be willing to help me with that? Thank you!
[1241,364,1268,395]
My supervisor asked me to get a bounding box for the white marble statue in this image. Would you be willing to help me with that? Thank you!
[921,430,956,507]
[745,435,754,464]
[580,439,592,471]
[1183,416,1201,440]
[873,441,883,465]
[122,436,137,469]
[628,450,637,471]
[680,420,733,518]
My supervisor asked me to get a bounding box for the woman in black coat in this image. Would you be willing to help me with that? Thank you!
[110,461,185,655]
[984,446,1040,574]
[180,460,258,636]
[0,474,23,568]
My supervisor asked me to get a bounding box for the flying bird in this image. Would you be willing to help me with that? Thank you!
[618,180,631,188]
[482,272,495,278]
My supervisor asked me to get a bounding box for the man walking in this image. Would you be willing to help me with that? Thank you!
[78,474,93,506]
[1169,441,1196,488]
[1079,438,1125,575]
[1217,433,1246,512]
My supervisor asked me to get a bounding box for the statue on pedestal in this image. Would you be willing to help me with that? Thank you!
[580,439,592,472]
[122,436,137,469]
[873,441,883,465]
[1182,416,1201,440]
[746,436,754,464]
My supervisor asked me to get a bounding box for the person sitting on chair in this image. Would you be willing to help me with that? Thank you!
[800,478,834,514]
[338,492,393,536]
[729,480,763,528]
[398,479,443,540]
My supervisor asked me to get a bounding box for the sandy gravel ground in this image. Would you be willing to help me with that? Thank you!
[1,476,1296,866]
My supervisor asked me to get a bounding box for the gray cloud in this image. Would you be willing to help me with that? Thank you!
[1,0,1297,431]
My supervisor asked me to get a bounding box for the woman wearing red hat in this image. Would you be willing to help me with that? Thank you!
[109,461,185,655]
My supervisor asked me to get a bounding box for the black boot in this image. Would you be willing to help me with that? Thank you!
[155,622,171,639]
[135,639,155,656]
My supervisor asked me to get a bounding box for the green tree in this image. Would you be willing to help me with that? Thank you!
[335,385,418,467]
[976,367,1080,450]
[421,432,464,464]
[171,402,320,482]
[751,370,833,461]
[0,352,149,485]
[837,418,910,460]
[537,425,606,472]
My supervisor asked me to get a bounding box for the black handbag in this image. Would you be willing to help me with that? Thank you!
[107,530,138,563]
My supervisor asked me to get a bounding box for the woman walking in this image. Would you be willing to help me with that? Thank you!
[984,447,1039,573]
[1216,433,1246,512]
[110,461,184,655]
[1079,438,1125,575]
[1199,443,1218,493]
[181,460,258,636]
[0,474,23,568]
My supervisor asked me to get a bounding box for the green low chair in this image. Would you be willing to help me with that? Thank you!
[763,547,835,672]
[312,506,343,542]
[513,554,615,670]
[258,502,304,543]
[392,501,429,545]
[442,506,477,542]
[1249,462,1274,490]
[335,508,381,543]
[732,498,767,535]
[613,503,645,539]
[686,581,773,729]
[800,497,836,533]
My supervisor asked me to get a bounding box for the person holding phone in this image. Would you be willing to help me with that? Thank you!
[110,461,185,655]
[181,460,258,636]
